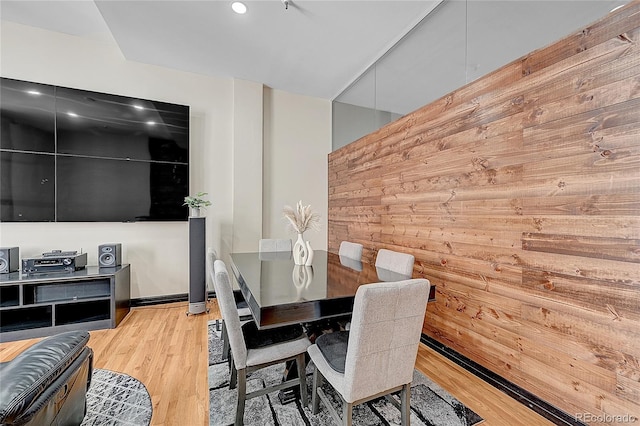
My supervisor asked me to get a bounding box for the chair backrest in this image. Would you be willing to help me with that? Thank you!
[212,259,248,368]
[374,248,414,280]
[343,279,430,403]
[259,238,292,252]
[339,241,363,261]
[207,248,218,291]
[339,255,363,272]
[208,248,218,262]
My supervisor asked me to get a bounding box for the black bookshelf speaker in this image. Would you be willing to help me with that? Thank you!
[0,247,19,274]
[188,217,207,315]
[98,243,122,267]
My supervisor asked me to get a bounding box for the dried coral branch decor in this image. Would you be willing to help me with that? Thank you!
[283,200,320,265]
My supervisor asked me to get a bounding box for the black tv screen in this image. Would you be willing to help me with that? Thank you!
[0,78,189,222]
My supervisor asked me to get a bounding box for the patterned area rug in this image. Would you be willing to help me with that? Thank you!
[208,322,483,426]
[81,368,153,426]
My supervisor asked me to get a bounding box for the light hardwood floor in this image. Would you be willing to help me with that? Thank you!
[0,301,553,425]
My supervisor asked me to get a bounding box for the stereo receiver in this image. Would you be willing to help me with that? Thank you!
[22,250,88,274]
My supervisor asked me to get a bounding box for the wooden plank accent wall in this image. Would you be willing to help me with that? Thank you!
[328,2,640,423]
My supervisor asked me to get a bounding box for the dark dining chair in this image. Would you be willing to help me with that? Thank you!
[212,259,311,425]
[307,278,430,426]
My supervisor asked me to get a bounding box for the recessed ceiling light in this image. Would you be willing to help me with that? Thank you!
[133,104,144,110]
[146,121,156,126]
[67,112,78,118]
[232,2,247,14]
[26,90,41,96]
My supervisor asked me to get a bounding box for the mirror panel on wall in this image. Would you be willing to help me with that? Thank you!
[333,69,405,152]
[373,0,466,118]
[332,0,631,151]
[465,0,630,83]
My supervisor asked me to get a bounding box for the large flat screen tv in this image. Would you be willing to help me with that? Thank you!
[0,78,190,222]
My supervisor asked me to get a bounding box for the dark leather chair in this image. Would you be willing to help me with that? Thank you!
[0,331,93,426]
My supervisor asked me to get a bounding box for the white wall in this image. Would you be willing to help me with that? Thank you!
[231,79,263,253]
[0,21,331,298]
[263,88,331,251]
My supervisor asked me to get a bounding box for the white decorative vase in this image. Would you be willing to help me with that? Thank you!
[292,265,314,300]
[293,233,308,265]
[190,207,201,217]
[304,241,314,266]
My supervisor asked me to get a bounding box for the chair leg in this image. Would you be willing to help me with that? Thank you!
[222,320,229,361]
[296,353,308,407]
[230,357,237,390]
[342,401,352,426]
[400,383,411,426]
[235,368,247,426]
[311,366,323,414]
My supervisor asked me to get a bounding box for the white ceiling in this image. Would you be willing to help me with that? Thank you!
[0,0,632,112]
[0,0,440,100]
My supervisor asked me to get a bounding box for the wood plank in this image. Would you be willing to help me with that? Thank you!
[383,213,640,239]
[523,97,640,144]
[520,302,640,355]
[519,249,639,282]
[521,269,640,322]
[617,373,640,405]
[524,74,640,127]
[521,1,640,76]
[524,121,640,158]
[522,232,640,263]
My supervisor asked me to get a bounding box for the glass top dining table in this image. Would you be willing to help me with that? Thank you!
[228,250,431,330]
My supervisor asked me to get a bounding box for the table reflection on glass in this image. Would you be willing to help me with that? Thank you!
[229,250,434,330]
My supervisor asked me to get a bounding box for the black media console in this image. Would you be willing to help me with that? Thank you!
[0,265,130,342]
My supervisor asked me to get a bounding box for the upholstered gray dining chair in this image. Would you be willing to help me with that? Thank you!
[258,238,292,260]
[213,259,311,425]
[339,241,363,260]
[339,241,364,272]
[307,278,430,426]
[375,248,415,280]
[208,249,252,362]
[259,238,291,253]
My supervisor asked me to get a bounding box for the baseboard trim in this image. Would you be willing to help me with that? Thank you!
[420,335,587,426]
[131,291,217,307]
[131,294,187,307]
